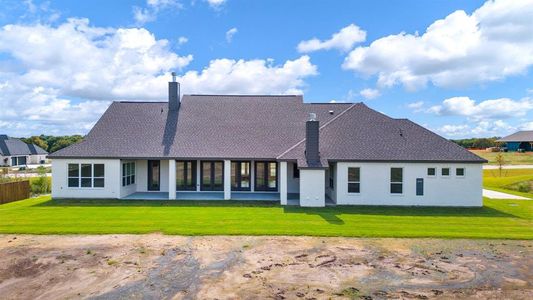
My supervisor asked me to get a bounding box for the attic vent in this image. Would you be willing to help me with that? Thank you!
[399,129,404,137]
[308,113,317,121]
[328,110,334,115]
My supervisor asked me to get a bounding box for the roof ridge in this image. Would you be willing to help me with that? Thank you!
[276,103,359,159]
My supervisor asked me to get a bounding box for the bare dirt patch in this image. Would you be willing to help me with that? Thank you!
[0,235,531,299]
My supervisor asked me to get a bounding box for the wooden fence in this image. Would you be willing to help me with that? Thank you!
[0,180,30,204]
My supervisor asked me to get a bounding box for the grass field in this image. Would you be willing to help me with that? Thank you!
[483,169,533,198]
[0,195,531,239]
[470,150,533,165]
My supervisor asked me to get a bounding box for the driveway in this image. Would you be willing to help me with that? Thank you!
[483,189,531,200]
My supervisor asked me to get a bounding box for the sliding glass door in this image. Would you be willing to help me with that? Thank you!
[201,161,224,191]
[255,161,277,191]
[231,161,251,191]
[176,161,197,191]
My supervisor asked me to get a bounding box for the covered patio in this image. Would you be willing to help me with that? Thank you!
[123,191,300,203]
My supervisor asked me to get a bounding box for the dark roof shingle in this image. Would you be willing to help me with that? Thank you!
[497,131,533,142]
[49,95,485,163]
[0,136,48,156]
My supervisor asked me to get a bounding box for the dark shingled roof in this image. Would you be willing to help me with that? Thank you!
[497,131,533,142]
[49,95,485,163]
[0,135,48,156]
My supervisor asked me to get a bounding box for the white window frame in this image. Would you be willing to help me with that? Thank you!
[347,167,360,194]
[122,162,136,187]
[456,167,465,177]
[67,163,105,189]
[390,167,403,195]
[441,167,451,177]
[427,167,436,177]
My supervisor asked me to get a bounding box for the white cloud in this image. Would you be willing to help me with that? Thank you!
[225,27,237,43]
[133,0,182,25]
[0,19,318,135]
[359,88,380,100]
[407,101,425,112]
[176,55,317,95]
[343,0,533,90]
[206,0,226,8]
[428,96,533,120]
[178,36,188,45]
[436,120,514,138]
[297,24,366,53]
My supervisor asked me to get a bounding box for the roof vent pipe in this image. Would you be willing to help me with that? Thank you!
[305,113,320,165]
[169,72,180,111]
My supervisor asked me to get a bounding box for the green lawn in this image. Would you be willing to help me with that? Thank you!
[0,195,531,239]
[483,169,533,198]
[471,150,533,165]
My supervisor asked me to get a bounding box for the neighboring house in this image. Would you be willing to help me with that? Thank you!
[49,79,486,207]
[497,131,533,152]
[0,135,48,167]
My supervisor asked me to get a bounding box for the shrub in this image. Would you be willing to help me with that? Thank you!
[29,167,51,195]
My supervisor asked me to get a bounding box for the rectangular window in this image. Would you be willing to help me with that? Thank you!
[456,168,465,176]
[68,164,80,187]
[201,161,224,191]
[255,161,277,191]
[122,162,136,187]
[176,161,196,191]
[442,168,450,176]
[390,168,403,194]
[231,161,251,191]
[68,163,104,188]
[427,167,436,176]
[347,167,360,193]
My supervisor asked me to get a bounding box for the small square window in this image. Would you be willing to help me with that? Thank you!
[348,182,360,193]
[456,168,465,176]
[68,178,79,188]
[81,178,92,188]
[391,183,403,194]
[442,168,450,176]
[93,178,104,188]
[427,168,436,176]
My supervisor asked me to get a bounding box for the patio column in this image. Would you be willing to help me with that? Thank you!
[224,160,231,200]
[280,161,288,205]
[168,159,176,200]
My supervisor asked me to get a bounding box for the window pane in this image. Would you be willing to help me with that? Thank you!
[93,178,104,188]
[391,168,403,182]
[123,164,126,176]
[126,176,131,185]
[68,164,79,177]
[94,164,104,177]
[214,162,223,187]
[267,162,277,188]
[456,168,465,176]
[442,168,450,176]
[348,167,360,182]
[391,183,403,194]
[202,162,211,186]
[68,178,79,188]
[427,168,436,176]
[81,164,92,177]
[256,162,265,187]
[131,175,135,184]
[231,162,238,188]
[81,178,92,188]
[348,182,360,193]
[122,177,126,186]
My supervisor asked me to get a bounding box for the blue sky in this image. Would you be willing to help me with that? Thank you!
[0,0,532,138]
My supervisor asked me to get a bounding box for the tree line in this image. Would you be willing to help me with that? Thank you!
[450,137,501,149]
[19,135,84,153]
